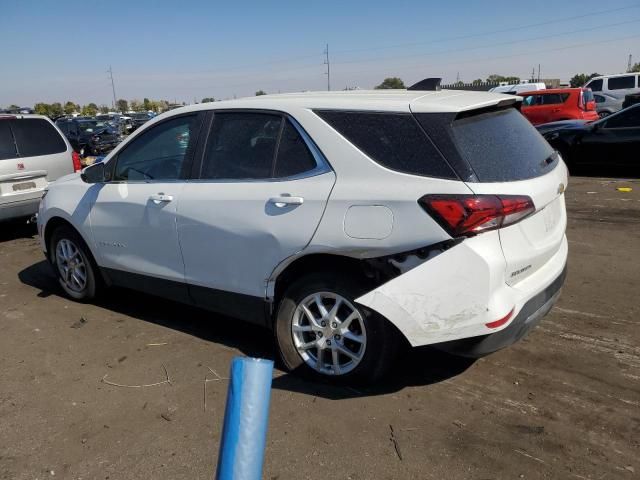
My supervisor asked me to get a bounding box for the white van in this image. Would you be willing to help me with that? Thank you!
[584,73,640,114]
[489,82,546,95]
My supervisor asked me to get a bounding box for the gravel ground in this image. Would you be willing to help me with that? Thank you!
[0,175,638,480]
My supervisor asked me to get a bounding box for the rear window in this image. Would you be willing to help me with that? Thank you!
[608,76,636,90]
[0,121,17,160]
[314,110,457,179]
[11,119,67,157]
[416,108,556,182]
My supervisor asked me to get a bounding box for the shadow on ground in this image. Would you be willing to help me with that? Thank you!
[19,260,475,400]
[0,220,37,243]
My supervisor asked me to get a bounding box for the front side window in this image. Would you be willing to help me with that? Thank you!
[604,107,640,129]
[113,114,198,181]
[587,79,603,92]
[608,76,635,90]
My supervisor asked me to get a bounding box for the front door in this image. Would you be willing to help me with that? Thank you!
[177,111,335,322]
[90,113,204,299]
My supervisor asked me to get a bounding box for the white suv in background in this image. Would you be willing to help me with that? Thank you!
[1,115,80,222]
[38,83,568,383]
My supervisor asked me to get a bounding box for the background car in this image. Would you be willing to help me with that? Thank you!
[38,87,568,384]
[127,112,154,131]
[593,92,620,118]
[520,88,598,125]
[1,114,80,222]
[537,103,640,172]
[55,117,121,156]
[622,93,640,109]
[489,82,546,95]
[584,73,640,115]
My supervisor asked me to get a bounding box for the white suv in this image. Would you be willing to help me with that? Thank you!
[38,84,568,383]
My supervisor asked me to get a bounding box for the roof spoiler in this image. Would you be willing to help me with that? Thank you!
[407,77,441,91]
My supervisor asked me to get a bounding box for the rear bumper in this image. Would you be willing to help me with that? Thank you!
[356,232,568,348]
[436,264,566,357]
[0,197,40,221]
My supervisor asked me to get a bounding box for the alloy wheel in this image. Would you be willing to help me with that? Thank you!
[291,292,367,376]
[55,239,87,293]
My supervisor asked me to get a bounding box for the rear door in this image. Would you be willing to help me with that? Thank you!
[0,117,73,208]
[177,111,335,319]
[415,107,567,287]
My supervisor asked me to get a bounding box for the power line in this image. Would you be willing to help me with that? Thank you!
[332,3,640,56]
[332,18,640,67]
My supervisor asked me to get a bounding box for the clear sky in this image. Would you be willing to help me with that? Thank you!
[2,0,639,107]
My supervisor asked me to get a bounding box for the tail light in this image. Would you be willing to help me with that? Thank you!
[72,150,82,172]
[418,194,535,237]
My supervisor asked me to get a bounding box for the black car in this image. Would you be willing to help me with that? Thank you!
[622,93,640,109]
[536,104,640,172]
[55,118,121,156]
[128,112,153,131]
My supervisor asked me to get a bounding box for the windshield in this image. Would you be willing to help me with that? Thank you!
[78,121,110,133]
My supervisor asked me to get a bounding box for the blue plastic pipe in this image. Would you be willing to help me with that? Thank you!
[215,357,274,480]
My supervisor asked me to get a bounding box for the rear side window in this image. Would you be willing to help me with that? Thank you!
[540,94,568,105]
[587,79,603,92]
[202,112,281,180]
[10,119,67,157]
[0,121,17,160]
[315,110,456,179]
[273,120,318,178]
[608,76,635,90]
[417,108,556,182]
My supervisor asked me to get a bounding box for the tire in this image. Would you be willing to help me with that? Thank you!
[50,226,100,301]
[275,271,400,384]
[598,111,610,119]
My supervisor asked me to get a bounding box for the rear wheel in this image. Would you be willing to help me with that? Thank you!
[50,226,99,300]
[275,272,399,384]
[598,111,610,119]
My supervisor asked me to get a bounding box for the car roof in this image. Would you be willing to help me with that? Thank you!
[170,89,518,115]
[519,88,583,95]
[588,72,640,81]
[0,114,52,121]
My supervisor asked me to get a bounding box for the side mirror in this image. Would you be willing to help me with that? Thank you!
[81,162,106,183]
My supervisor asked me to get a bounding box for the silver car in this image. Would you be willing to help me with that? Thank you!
[0,114,78,222]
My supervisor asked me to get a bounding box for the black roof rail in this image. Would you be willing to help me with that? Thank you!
[407,77,442,91]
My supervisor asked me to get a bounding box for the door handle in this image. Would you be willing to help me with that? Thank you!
[149,193,173,204]
[268,196,304,208]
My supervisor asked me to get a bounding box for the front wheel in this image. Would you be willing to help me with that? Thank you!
[50,226,99,300]
[275,272,400,384]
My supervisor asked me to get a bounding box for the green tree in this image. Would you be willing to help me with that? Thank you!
[81,103,98,116]
[130,99,143,112]
[569,72,601,88]
[143,98,152,111]
[99,105,110,114]
[50,102,63,117]
[63,101,77,115]
[255,90,267,96]
[486,74,521,84]
[629,63,640,73]
[201,97,215,103]
[116,99,128,113]
[471,79,483,86]
[34,103,51,116]
[7,104,20,110]
[374,77,405,89]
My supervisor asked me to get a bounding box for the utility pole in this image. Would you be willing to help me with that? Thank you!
[537,64,541,82]
[324,43,331,91]
[628,54,633,72]
[531,67,536,83]
[108,66,117,111]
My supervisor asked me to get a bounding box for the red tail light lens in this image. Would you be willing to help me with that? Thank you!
[419,194,535,237]
[72,151,82,172]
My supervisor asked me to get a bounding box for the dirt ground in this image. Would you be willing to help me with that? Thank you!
[1,175,638,480]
